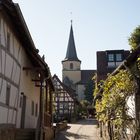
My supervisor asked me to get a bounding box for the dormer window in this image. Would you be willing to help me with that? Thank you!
[107,53,123,68]
[108,54,114,62]
[116,53,122,61]
[70,63,73,70]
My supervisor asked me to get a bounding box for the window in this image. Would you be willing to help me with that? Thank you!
[108,54,115,67]
[116,53,122,61]
[6,85,10,106]
[107,53,123,68]
[108,54,114,62]
[64,103,68,109]
[59,103,63,108]
[108,62,115,68]
[70,63,73,69]
[7,33,10,51]
[35,103,38,117]
[31,101,34,115]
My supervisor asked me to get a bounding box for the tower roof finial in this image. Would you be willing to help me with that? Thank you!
[62,19,81,62]
[71,19,73,25]
[70,12,73,25]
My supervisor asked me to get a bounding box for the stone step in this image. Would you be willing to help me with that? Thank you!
[15,129,35,140]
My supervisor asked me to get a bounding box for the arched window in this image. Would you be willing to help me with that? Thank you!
[70,63,73,69]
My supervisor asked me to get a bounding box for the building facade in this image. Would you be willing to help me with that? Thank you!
[0,1,54,140]
[96,47,140,139]
[97,50,130,83]
[52,74,78,122]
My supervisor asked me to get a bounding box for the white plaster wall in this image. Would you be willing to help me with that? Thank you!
[18,49,40,128]
[65,97,68,101]
[0,80,6,103]
[5,54,13,78]
[59,110,63,113]
[25,98,38,128]
[63,70,81,84]
[8,109,16,124]
[10,34,14,56]
[12,62,19,82]
[1,50,5,74]
[14,65,21,85]
[0,17,21,127]
[76,84,85,101]
[1,18,6,47]
[62,61,81,70]
[127,95,135,118]
[59,96,63,102]
[0,14,40,129]
[14,38,20,60]
[0,17,20,60]
[0,80,18,125]
[10,86,18,107]
[0,106,8,124]
[0,50,2,74]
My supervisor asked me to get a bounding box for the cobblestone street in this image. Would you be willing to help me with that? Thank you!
[55,119,101,140]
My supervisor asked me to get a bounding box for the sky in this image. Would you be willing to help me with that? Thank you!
[13,0,140,79]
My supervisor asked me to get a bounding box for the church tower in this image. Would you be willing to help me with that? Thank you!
[62,21,81,89]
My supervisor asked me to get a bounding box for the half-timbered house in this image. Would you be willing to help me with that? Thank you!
[52,74,78,122]
[0,0,54,140]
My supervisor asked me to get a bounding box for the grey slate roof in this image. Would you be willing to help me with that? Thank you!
[62,24,81,62]
[77,70,96,84]
[52,74,78,101]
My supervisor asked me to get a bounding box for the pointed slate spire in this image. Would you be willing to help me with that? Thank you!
[63,21,81,62]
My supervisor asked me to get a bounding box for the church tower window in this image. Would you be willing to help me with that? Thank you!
[70,63,73,69]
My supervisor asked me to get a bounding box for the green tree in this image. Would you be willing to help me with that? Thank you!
[128,25,140,70]
[128,25,140,50]
[78,100,90,116]
[84,80,94,103]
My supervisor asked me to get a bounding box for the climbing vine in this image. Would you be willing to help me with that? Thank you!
[94,25,140,139]
[128,25,140,50]
[94,69,138,139]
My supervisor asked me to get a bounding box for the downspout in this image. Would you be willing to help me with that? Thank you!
[35,77,44,140]
[39,79,43,140]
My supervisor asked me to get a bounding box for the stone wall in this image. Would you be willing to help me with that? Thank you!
[0,128,15,140]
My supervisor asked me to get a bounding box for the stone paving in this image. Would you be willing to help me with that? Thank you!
[55,119,101,140]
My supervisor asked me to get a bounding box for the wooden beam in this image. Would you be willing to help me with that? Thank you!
[23,67,44,71]
[32,79,41,82]
[22,67,32,70]
[45,81,48,112]
[35,85,45,87]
